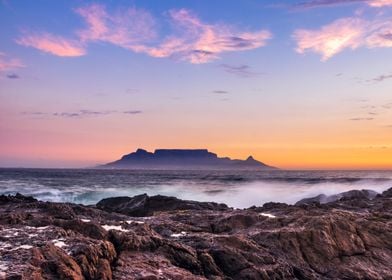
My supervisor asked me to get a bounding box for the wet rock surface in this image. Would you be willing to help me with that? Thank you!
[96,194,229,217]
[295,189,379,206]
[0,189,391,279]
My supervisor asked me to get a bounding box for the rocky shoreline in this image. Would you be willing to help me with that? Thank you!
[1,188,391,280]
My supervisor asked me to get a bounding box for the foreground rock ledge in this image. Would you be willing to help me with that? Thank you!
[0,189,391,280]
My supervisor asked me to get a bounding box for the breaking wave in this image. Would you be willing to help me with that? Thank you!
[0,169,391,208]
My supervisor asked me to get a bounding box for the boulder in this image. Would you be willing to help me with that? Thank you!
[296,189,379,206]
[97,194,229,216]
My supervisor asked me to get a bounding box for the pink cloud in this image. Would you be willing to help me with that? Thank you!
[293,18,365,61]
[368,0,392,7]
[142,9,272,63]
[293,17,392,60]
[366,21,392,47]
[16,5,271,64]
[75,4,156,47]
[293,0,392,9]
[74,6,271,63]
[16,33,85,57]
[0,52,24,71]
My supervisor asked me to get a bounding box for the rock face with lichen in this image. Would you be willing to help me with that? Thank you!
[0,189,392,279]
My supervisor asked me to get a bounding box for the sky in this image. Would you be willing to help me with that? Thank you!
[0,0,392,169]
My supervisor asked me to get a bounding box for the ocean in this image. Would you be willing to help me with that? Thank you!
[0,168,391,208]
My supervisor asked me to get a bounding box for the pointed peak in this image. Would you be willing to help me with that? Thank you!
[246,156,255,161]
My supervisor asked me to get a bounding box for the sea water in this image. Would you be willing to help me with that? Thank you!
[0,168,391,208]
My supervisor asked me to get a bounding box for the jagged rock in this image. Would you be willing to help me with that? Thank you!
[295,194,328,205]
[382,188,392,197]
[113,252,205,280]
[97,194,229,216]
[197,252,223,277]
[37,244,84,279]
[0,189,392,279]
[0,193,37,204]
[211,212,259,233]
[40,202,77,220]
[295,189,379,206]
[71,240,116,280]
[53,219,108,240]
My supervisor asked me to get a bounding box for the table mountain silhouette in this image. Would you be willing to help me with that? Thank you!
[101,149,276,170]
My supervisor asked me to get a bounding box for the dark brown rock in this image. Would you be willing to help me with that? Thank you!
[0,193,37,204]
[382,187,392,197]
[0,188,392,280]
[53,219,107,240]
[38,244,83,279]
[96,194,229,216]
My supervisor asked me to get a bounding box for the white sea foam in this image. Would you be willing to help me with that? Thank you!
[102,225,129,232]
[0,262,8,272]
[52,239,67,248]
[1,170,391,208]
[13,245,33,250]
[126,220,144,224]
[1,244,34,251]
[171,231,187,238]
[117,181,389,209]
[260,213,276,218]
[36,226,49,231]
[0,242,12,251]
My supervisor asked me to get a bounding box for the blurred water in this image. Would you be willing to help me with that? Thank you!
[0,168,391,208]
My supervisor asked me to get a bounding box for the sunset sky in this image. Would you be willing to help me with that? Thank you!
[1,0,392,169]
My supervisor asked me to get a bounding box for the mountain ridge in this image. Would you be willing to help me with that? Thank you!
[100,148,277,170]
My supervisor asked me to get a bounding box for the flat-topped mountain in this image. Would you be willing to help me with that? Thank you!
[101,148,276,170]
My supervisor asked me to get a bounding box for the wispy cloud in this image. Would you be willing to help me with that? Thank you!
[293,0,366,10]
[368,0,392,7]
[53,110,115,118]
[219,64,260,77]
[369,73,392,82]
[123,110,142,114]
[22,109,142,118]
[379,32,392,41]
[16,5,271,64]
[21,111,46,116]
[75,5,156,48]
[141,9,272,63]
[16,33,86,57]
[0,52,24,72]
[350,117,374,120]
[382,102,392,109]
[125,88,140,94]
[6,73,19,79]
[212,90,229,94]
[293,0,392,9]
[361,105,377,109]
[293,17,392,60]
[356,72,392,83]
